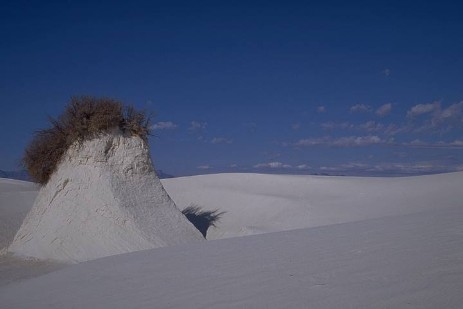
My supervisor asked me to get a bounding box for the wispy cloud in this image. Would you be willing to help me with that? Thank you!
[316,101,461,138]
[254,162,292,169]
[350,104,371,113]
[359,121,384,132]
[321,122,354,130]
[320,162,369,172]
[383,123,408,136]
[317,106,326,113]
[211,137,233,144]
[402,139,463,149]
[197,165,212,169]
[382,68,391,77]
[189,121,207,131]
[368,162,457,174]
[291,123,301,130]
[321,120,408,136]
[407,101,440,118]
[376,103,392,117]
[296,164,311,170]
[405,101,463,132]
[319,161,462,175]
[433,101,463,126]
[294,135,385,147]
[189,121,208,140]
[151,121,178,130]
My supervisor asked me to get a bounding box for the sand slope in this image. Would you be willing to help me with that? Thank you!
[164,172,463,239]
[1,205,462,308]
[0,179,38,251]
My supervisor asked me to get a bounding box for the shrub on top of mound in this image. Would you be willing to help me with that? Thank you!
[23,96,151,185]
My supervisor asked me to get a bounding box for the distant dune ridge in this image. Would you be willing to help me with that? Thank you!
[7,98,203,262]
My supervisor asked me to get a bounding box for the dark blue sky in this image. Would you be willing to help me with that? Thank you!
[2,1,463,176]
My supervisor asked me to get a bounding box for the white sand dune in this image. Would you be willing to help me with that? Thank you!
[1,205,462,308]
[0,179,37,251]
[164,172,463,239]
[1,172,462,307]
[3,172,461,246]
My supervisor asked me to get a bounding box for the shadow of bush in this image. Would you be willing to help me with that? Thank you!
[182,204,225,238]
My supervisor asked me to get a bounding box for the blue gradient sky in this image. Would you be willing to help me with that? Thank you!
[1,1,463,176]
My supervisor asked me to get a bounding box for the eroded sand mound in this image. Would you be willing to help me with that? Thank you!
[8,131,203,263]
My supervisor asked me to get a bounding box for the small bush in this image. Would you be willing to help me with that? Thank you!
[182,204,225,238]
[122,106,151,142]
[23,96,152,185]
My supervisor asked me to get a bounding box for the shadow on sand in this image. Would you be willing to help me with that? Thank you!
[182,205,225,238]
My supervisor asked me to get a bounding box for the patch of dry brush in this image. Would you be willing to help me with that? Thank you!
[23,96,151,185]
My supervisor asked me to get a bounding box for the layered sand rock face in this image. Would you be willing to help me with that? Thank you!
[8,131,203,263]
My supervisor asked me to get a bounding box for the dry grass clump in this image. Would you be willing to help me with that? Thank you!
[23,96,151,185]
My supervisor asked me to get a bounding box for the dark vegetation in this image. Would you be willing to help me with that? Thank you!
[182,204,225,238]
[23,96,151,185]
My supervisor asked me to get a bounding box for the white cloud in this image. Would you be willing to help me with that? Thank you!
[294,137,329,146]
[367,163,447,174]
[408,139,425,146]
[317,106,326,113]
[359,121,384,132]
[332,136,383,146]
[344,162,370,169]
[376,103,392,117]
[407,101,440,118]
[402,139,463,149]
[294,135,384,147]
[254,162,292,169]
[321,122,354,130]
[189,121,207,131]
[197,165,212,169]
[211,137,233,144]
[320,120,406,136]
[151,121,178,130]
[350,104,371,113]
[296,164,311,170]
[319,166,339,172]
[319,161,461,175]
[433,102,463,126]
[441,102,463,119]
[384,123,408,136]
[405,101,463,131]
[319,163,371,172]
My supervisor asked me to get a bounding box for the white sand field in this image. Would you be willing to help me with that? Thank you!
[1,172,462,307]
[164,172,462,239]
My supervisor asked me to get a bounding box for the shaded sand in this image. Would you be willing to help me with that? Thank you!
[0,254,65,288]
[1,206,462,308]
